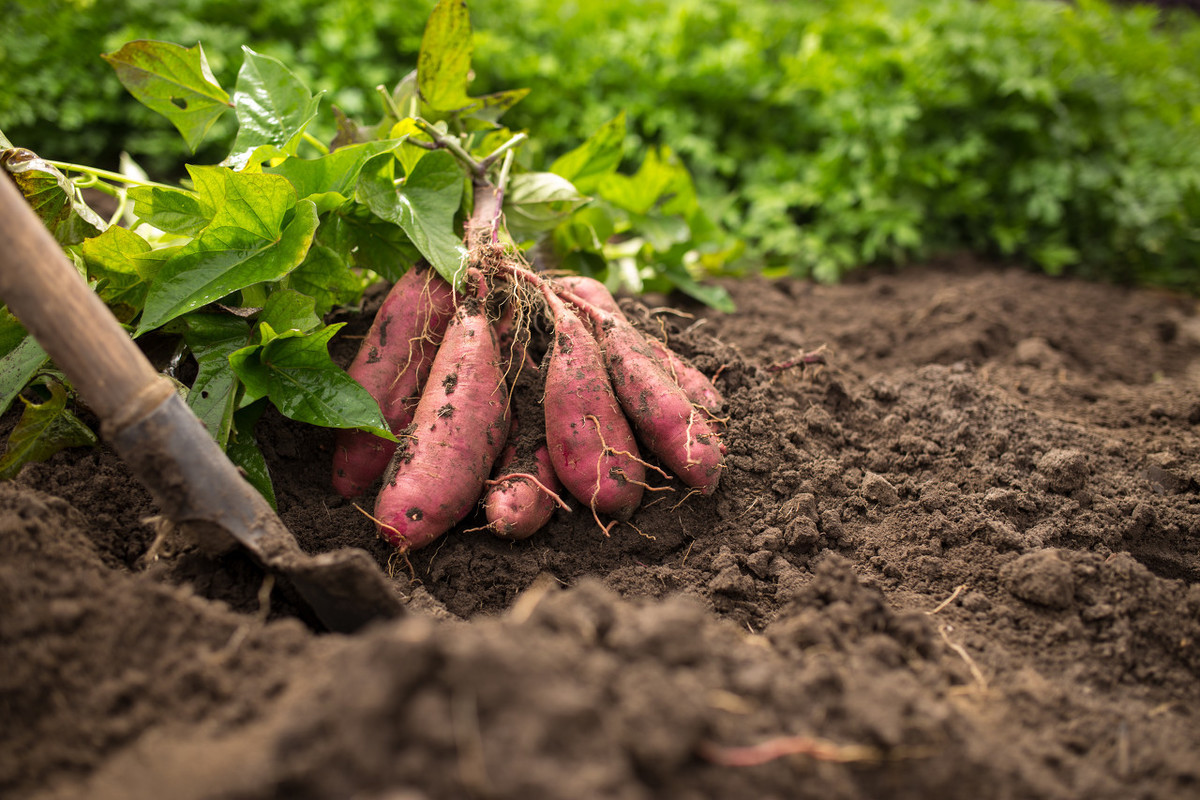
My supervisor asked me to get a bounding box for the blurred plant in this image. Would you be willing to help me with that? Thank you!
[5,0,1200,288]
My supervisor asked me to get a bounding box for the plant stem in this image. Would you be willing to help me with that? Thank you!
[479,133,527,173]
[45,160,175,191]
[70,173,121,199]
[414,119,483,177]
[496,149,515,199]
[302,132,330,156]
[107,191,130,227]
[375,84,404,121]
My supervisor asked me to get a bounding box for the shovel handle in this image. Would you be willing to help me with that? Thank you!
[0,171,168,424]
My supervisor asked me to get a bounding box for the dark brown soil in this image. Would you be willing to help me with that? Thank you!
[4,257,1200,800]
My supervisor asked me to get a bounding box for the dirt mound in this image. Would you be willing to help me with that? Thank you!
[3,258,1199,799]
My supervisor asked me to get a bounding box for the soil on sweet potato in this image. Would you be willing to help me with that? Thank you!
[3,257,1200,800]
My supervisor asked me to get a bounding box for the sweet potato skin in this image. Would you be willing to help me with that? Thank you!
[598,317,724,494]
[372,297,510,550]
[331,267,455,498]
[542,292,645,520]
[556,275,724,414]
[484,407,561,540]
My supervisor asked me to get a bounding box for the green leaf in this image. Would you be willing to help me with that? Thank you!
[356,150,466,285]
[0,334,49,418]
[333,204,422,284]
[1,149,105,245]
[554,205,617,254]
[227,47,323,171]
[459,88,530,124]
[226,401,276,509]
[417,0,474,113]
[228,323,396,439]
[258,289,321,336]
[597,147,680,217]
[79,226,159,323]
[0,129,12,150]
[660,265,736,314]
[137,171,318,334]
[631,213,691,253]
[180,313,252,447]
[266,139,402,204]
[0,308,27,356]
[126,185,209,236]
[102,41,232,153]
[0,382,97,480]
[504,172,590,238]
[550,112,627,194]
[389,118,433,176]
[284,215,374,314]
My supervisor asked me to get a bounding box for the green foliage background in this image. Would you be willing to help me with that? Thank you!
[4,0,1200,288]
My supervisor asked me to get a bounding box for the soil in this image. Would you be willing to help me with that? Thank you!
[4,256,1200,800]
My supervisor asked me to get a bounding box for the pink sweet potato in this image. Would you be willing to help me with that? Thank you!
[372,291,510,551]
[586,308,725,494]
[556,275,724,414]
[483,405,563,540]
[332,266,456,498]
[541,287,645,520]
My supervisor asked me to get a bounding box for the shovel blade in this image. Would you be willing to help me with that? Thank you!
[109,389,403,632]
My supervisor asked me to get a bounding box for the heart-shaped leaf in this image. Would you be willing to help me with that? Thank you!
[102,41,232,152]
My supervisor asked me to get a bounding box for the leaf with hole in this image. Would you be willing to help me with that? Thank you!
[102,41,232,152]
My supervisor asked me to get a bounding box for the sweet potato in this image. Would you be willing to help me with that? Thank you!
[556,275,724,414]
[372,290,510,551]
[331,266,455,498]
[483,404,564,540]
[584,306,725,494]
[541,287,645,520]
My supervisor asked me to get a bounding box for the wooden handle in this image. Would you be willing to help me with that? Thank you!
[0,171,166,424]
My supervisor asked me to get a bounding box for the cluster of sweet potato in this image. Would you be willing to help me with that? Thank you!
[332,250,725,551]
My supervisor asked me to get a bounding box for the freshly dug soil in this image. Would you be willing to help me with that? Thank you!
[4,257,1200,800]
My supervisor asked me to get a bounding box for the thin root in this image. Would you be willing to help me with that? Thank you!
[927,584,968,615]
[353,502,411,552]
[766,345,829,374]
[623,519,657,541]
[589,502,618,537]
[680,539,695,567]
[622,476,675,493]
[647,306,695,319]
[385,548,418,584]
[671,488,704,511]
[585,414,671,480]
[485,472,572,511]
[698,735,882,767]
[939,623,988,691]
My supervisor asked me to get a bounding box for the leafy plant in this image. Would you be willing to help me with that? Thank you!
[468,0,1200,287]
[0,0,731,491]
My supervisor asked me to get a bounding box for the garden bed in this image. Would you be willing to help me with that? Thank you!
[3,258,1199,799]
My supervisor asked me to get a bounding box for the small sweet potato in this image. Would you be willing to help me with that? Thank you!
[483,403,564,540]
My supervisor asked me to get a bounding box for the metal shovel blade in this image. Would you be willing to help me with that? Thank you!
[109,388,404,633]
